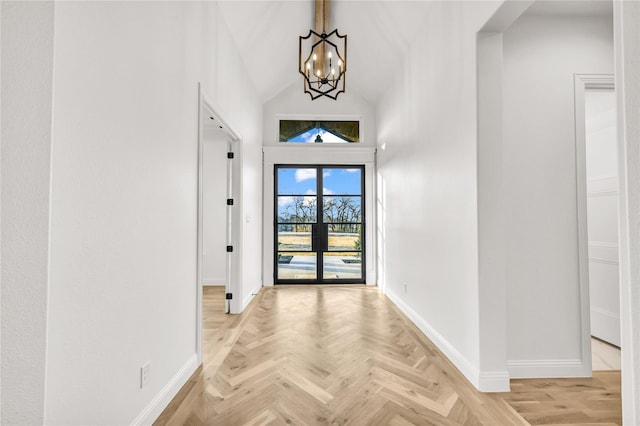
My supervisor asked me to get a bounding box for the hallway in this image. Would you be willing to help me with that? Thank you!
[3,1,639,423]
[156,286,621,425]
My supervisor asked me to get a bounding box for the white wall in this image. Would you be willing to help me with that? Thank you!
[1,5,2,418]
[376,1,503,391]
[263,82,376,146]
[202,127,228,286]
[476,28,511,392]
[2,2,263,424]
[502,13,613,376]
[1,2,54,423]
[0,4,2,418]
[238,105,264,312]
[202,2,264,313]
[614,1,640,423]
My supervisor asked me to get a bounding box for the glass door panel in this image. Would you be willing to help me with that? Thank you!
[277,252,317,280]
[277,167,317,195]
[323,197,362,223]
[322,168,362,194]
[276,167,318,281]
[323,252,362,280]
[277,224,313,251]
[277,196,317,223]
[275,165,364,284]
[321,167,363,281]
[326,224,361,251]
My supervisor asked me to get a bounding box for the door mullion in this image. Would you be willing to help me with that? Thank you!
[317,166,324,282]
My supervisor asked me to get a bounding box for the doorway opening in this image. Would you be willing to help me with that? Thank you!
[274,165,365,284]
[575,75,621,371]
[196,84,241,364]
[201,118,234,308]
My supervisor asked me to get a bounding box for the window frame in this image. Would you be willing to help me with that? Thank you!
[275,114,364,145]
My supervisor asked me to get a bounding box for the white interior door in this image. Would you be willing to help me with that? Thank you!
[585,89,620,347]
[202,126,229,287]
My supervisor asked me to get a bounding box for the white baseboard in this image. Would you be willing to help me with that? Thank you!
[366,269,377,286]
[479,371,511,392]
[507,358,586,378]
[242,283,262,311]
[384,288,510,392]
[131,353,199,425]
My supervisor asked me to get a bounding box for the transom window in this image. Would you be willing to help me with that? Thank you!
[279,120,360,143]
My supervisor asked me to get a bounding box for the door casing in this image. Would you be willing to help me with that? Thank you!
[196,84,241,364]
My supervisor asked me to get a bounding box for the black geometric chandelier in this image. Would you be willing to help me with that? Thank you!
[299,0,347,100]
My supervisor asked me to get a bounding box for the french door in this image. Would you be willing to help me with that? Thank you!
[274,165,365,284]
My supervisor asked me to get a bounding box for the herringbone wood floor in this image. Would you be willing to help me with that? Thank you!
[154,286,621,426]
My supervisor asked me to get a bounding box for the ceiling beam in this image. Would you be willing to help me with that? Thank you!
[315,0,330,34]
[314,0,330,76]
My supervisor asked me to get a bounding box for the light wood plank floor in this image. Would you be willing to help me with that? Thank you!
[155,286,621,425]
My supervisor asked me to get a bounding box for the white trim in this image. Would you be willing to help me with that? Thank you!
[587,241,619,263]
[476,29,509,391]
[385,288,510,392]
[587,119,617,134]
[130,354,198,426]
[263,146,375,162]
[574,74,615,379]
[589,241,618,249]
[587,175,618,197]
[226,138,241,314]
[196,84,204,365]
[587,175,617,188]
[614,3,640,422]
[586,175,618,197]
[507,358,585,378]
[581,75,616,91]
[587,190,618,197]
[479,371,512,393]
[589,257,619,266]
[592,306,621,322]
[242,283,262,311]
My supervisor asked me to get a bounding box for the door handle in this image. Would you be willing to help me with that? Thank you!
[323,223,330,252]
[311,224,319,252]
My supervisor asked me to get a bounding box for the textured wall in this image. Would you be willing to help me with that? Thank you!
[1,2,54,423]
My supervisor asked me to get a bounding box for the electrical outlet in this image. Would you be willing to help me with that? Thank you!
[404,283,408,294]
[140,362,150,389]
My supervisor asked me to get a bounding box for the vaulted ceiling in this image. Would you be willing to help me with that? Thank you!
[217,1,433,104]
[216,0,613,105]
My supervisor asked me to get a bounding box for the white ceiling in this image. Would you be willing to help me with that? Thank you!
[524,0,613,17]
[217,0,613,105]
[217,1,433,104]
